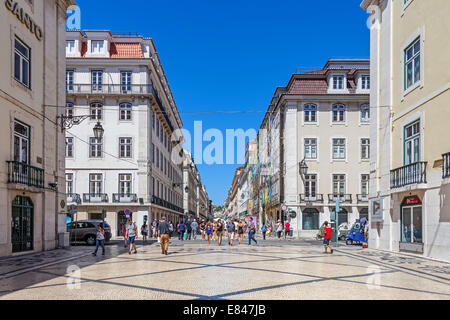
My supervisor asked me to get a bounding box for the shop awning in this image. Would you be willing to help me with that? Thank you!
[239,210,248,217]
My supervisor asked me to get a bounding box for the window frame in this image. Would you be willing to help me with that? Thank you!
[66,137,74,158]
[332,138,346,160]
[119,102,132,121]
[14,37,31,89]
[361,138,370,160]
[304,104,317,123]
[360,104,370,123]
[119,137,132,158]
[403,119,420,165]
[13,120,31,164]
[332,104,346,123]
[89,137,103,158]
[304,138,318,160]
[90,102,103,121]
[404,37,421,91]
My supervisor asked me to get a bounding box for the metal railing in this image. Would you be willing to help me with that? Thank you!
[328,194,352,203]
[151,196,183,213]
[67,193,81,204]
[113,193,138,203]
[300,194,324,203]
[83,193,109,203]
[390,162,427,189]
[7,161,44,189]
[357,194,369,202]
[66,83,153,95]
[443,153,450,179]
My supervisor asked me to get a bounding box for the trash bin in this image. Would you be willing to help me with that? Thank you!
[289,230,293,237]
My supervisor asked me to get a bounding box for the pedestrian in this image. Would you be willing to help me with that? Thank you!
[191,219,198,240]
[200,220,206,240]
[122,223,128,248]
[158,216,171,255]
[284,220,291,240]
[363,218,369,248]
[186,219,192,240]
[169,221,174,238]
[178,221,185,240]
[323,221,334,254]
[141,223,148,243]
[206,220,213,244]
[152,220,157,239]
[92,225,105,256]
[276,220,283,240]
[261,222,268,240]
[126,219,138,254]
[248,219,258,246]
[226,218,235,246]
[216,219,224,246]
[233,219,239,242]
[237,220,245,244]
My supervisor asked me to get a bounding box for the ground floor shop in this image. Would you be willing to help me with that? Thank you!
[369,185,450,261]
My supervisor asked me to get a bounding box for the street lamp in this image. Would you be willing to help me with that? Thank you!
[59,114,104,141]
[93,121,104,141]
[184,186,189,193]
[299,158,308,179]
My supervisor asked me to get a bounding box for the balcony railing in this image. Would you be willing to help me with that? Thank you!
[357,194,369,203]
[300,194,324,203]
[7,161,44,189]
[83,193,109,203]
[390,162,427,189]
[66,83,153,95]
[113,193,138,203]
[328,194,352,203]
[67,193,81,204]
[151,196,183,213]
[443,153,450,179]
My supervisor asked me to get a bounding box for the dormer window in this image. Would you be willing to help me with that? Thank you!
[332,76,344,90]
[361,75,370,89]
[91,40,104,54]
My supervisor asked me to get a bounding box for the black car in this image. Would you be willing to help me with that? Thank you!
[67,220,112,245]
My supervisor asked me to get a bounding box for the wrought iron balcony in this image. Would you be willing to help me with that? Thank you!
[300,194,324,203]
[151,196,183,213]
[328,194,352,203]
[113,193,138,203]
[443,153,450,179]
[7,161,44,189]
[390,162,427,189]
[83,193,109,203]
[66,83,153,95]
[67,193,81,204]
[357,194,369,203]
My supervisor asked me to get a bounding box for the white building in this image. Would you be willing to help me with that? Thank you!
[65,30,185,238]
[0,0,76,256]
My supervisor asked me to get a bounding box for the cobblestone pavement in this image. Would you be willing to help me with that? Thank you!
[0,238,449,300]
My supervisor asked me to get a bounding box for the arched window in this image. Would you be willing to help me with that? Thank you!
[119,102,132,121]
[66,102,74,118]
[302,208,319,230]
[90,102,102,120]
[332,104,345,122]
[304,104,317,123]
[360,104,370,122]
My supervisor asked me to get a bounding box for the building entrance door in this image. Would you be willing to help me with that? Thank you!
[11,196,34,253]
[117,211,132,236]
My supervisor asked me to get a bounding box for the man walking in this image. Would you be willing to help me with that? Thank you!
[178,221,185,241]
[191,219,198,240]
[158,216,171,255]
[92,225,105,256]
[185,219,192,240]
[261,222,268,241]
[122,223,128,248]
[226,218,235,246]
[248,219,258,246]
[323,221,334,254]
[126,219,138,254]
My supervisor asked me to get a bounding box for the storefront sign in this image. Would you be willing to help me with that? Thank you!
[402,196,422,206]
[5,0,43,41]
[370,198,383,222]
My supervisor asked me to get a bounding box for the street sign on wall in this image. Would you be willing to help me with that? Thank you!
[370,198,383,222]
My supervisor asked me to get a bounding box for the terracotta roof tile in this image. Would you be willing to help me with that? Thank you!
[288,79,329,95]
[110,42,144,58]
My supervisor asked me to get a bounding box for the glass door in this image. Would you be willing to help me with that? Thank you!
[11,196,34,253]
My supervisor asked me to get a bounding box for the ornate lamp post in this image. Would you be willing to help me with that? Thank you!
[59,114,104,141]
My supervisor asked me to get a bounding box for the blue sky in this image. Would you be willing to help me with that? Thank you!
[74,0,370,205]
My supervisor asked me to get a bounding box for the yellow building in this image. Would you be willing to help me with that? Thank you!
[362,0,450,260]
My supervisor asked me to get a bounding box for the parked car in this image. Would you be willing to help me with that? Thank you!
[67,220,112,245]
[316,222,349,241]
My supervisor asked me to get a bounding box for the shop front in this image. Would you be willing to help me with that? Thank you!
[399,196,423,254]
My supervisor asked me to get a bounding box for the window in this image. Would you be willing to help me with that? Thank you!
[66,40,75,54]
[332,76,344,90]
[304,138,317,159]
[66,137,74,158]
[401,205,422,243]
[66,102,74,118]
[121,71,132,93]
[332,104,345,122]
[90,102,102,120]
[361,139,370,160]
[332,138,346,159]
[91,40,104,53]
[333,174,346,195]
[89,174,103,194]
[66,70,74,91]
[360,105,370,123]
[91,70,103,92]
[152,112,155,129]
[160,152,163,172]
[119,174,132,194]
[14,121,30,164]
[361,174,369,196]
[119,138,132,158]
[89,137,102,158]
[66,173,73,194]
[405,37,421,90]
[156,148,159,168]
[404,120,420,165]
[304,174,317,198]
[160,126,163,142]
[14,38,31,88]
[361,76,370,89]
[304,104,317,123]
[156,119,160,137]
[302,208,319,230]
[152,143,155,163]
[119,103,132,120]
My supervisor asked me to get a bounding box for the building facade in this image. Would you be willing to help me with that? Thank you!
[65,30,186,238]
[0,0,76,256]
[362,0,450,260]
